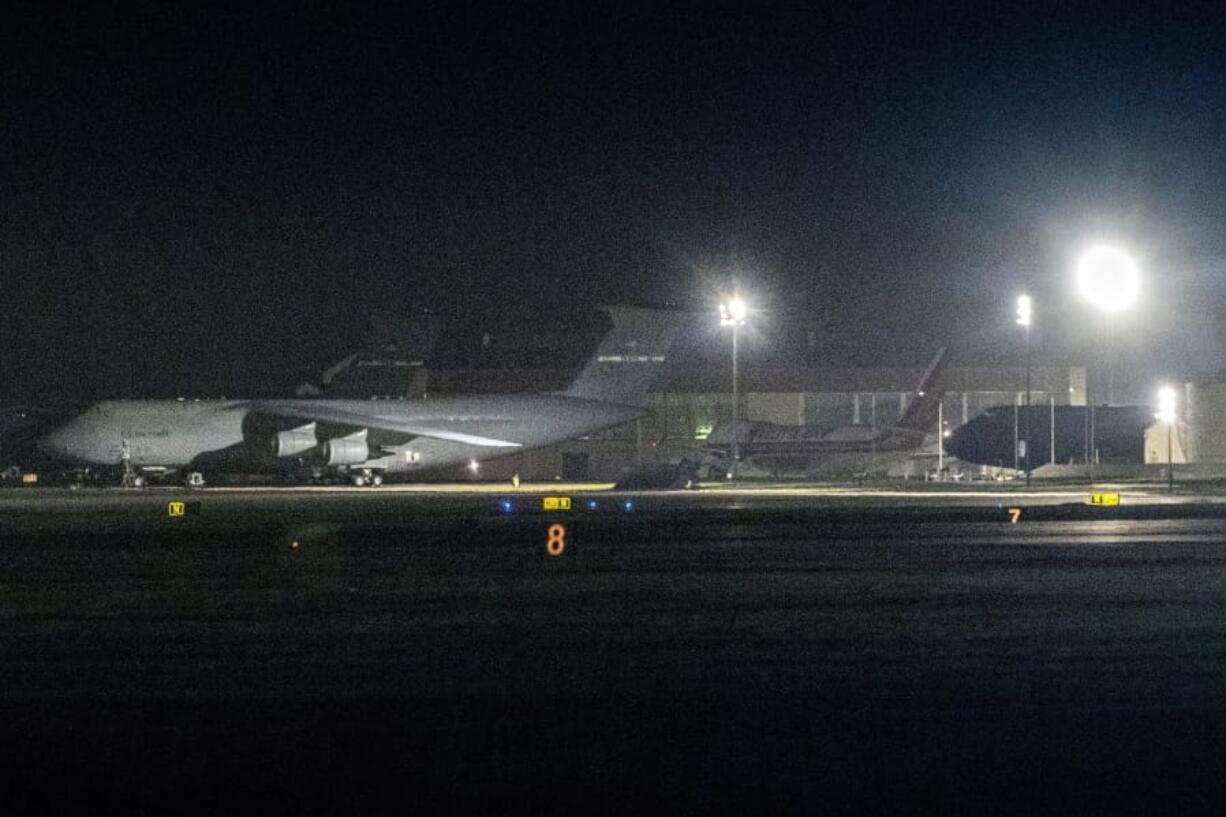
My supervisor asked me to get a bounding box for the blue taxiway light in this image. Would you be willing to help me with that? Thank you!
[624,500,634,512]
[588,499,599,511]
[500,499,513,513]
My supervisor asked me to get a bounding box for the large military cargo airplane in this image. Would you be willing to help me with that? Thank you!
[701,347,949,478]
[35,307,688,487]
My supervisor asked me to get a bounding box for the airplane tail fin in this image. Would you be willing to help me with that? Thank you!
[896,347,950,432]
[564,306,691,406]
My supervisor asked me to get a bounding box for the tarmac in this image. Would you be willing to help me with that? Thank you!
[7,482,1226,812]
[0,479,1222,536]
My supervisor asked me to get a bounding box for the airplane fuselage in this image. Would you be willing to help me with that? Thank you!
[37,396,642,475]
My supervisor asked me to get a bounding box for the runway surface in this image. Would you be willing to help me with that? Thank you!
[7,488,1226,813]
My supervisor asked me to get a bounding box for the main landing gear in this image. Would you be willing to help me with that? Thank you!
[350,469,384,488]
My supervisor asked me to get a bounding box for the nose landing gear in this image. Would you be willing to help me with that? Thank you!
[120,453,144,488]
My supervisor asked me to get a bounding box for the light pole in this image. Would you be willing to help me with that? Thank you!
[720,295,748,479]
[1157,386,1176,494]
[937,400,944,477]
[1050,394,1056,467]
[1075,245,1140,478]
[1016,294,1032,487]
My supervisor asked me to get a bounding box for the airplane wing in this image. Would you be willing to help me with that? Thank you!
[248,401,522,448]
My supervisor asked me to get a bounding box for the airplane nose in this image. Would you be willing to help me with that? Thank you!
[36,428,64,455]
[37,421,76,458]
[943,425,971,461]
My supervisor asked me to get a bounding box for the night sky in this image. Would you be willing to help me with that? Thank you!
[6,2,1226,403]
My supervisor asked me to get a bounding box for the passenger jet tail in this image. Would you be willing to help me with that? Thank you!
[896,347,950,432]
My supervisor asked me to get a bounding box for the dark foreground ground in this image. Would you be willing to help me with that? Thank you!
[7,491,1226,813]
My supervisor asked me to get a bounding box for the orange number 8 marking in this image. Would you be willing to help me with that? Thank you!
[547,523,566,556]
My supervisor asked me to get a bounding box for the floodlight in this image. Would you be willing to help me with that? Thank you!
[1075,246,1140,313]
[728,297,747,322]
[1016,294,1032,327]
[719,295,749,327]
[1156,386,1177,424]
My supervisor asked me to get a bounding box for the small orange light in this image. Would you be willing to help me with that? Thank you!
[291,540,300,549]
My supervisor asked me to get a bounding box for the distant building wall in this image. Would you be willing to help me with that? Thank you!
[1144,422,1187,464]
[1186,382,1226,462]
[1069,367,1087,406]
[637,364,1079,441]
[747,393,804,426]
[645,388,1072,441]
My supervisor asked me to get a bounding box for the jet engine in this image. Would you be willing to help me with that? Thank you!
[270,426,317,458]
[323,437,369,466]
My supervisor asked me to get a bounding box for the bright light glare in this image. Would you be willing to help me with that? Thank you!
[728,297,747,321]
[1075,246,1140,312]
[719,295,749,326]
[1016,294,1032,327]
[1156,386,1177,423]
[468,459,480,473]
